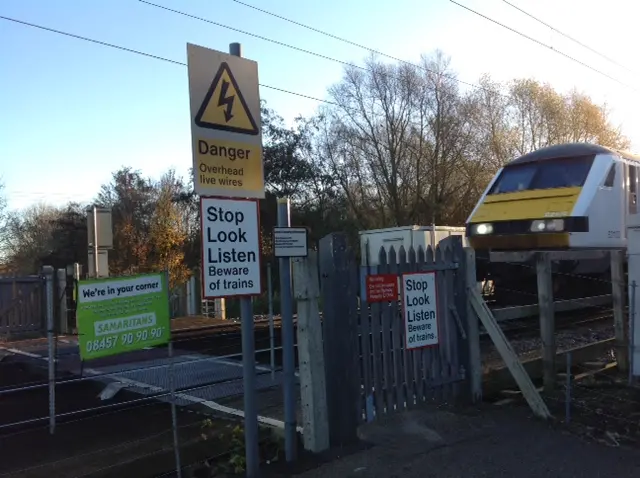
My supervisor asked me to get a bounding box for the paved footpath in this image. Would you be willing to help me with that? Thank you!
[294,404,640,478]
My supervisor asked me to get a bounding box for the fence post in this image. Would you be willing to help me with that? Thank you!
[193,267,203,316]
[277,197,297,461]
[319,232,360,447]
[267,261,275,380]
[168,340,182,478]
[215,298,226,320]
[630,280,637,385]
[611,250,628,374]
[565,351,572,424]
[186,275,196,316]
[71,263,81,332]
[56,268,68,335]
[536,252,556,392]
[42,265,56,435]
[455,241,482,403]
[292,250,329,453]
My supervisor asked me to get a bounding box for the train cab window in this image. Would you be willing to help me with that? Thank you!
[603,164,616,188]
[489,155,595,194]
[489,164,537,194]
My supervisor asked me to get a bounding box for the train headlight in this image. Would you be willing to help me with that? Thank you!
[530,219,565,232]
[474,223,493,235]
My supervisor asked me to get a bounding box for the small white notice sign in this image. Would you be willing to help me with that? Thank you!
[200,197,262,298]
[273,227,308,258]
[402,272,439,349]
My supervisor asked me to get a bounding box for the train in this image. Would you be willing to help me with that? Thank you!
[465,142,639,305]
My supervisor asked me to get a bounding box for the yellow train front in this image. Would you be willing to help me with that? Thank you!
[466,142,639,305]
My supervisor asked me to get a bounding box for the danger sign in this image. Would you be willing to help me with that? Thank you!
[187,43,264,199]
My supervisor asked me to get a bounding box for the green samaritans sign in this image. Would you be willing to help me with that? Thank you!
[76,272,171,360]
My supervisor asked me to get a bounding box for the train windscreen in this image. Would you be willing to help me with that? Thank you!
[488,155,595,195]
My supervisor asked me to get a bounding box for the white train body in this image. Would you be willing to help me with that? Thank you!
[466,143,640,280]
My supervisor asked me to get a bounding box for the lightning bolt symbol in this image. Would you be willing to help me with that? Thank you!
[217,79,235,122]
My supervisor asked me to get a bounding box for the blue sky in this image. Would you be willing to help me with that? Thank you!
[2,0,639,211]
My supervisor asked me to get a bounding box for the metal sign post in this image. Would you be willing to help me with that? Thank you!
[187,41,263,478]
[277,198,297,462]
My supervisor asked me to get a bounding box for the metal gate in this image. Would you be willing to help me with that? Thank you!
[357,239,467,420]
[319,233,473,445]
[0,275,46,338]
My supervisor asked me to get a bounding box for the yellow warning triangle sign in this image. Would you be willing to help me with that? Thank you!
[194,62,259,135]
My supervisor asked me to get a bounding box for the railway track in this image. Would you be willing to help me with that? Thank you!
[483,337,617,400]
[496,309,616,340]
[171,299,618,345]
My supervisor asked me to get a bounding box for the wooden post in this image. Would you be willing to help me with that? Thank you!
[536,253,556,392]
[186,275,196,316]
[463,247,482,402]
[215,298,226,320]
[319,233,360,447]
[611,250,628,374]
[292,250,329,453]
[469,289,551,419]
[56,269,68,335]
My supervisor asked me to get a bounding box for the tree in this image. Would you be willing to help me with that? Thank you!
[2,203,62,274]
[96,167,192,287]
[316,52,631,230]
[97,167,156,276]
[262,105,319,198]
[148,170,189,288]
[506,78,630,153]
[42,203,89,270]
[318,51,475,227]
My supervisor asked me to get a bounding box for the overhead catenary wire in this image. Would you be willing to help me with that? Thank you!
[1,5,634,123]
[500,0,637,75]
[227,0,488,94]
[448,0,639,92]
[3,5,634,203]
[0,12,456,163]
[0,13,405,136]
[229,0,638,101]
[137,0,481,98]
[0,15,338,108]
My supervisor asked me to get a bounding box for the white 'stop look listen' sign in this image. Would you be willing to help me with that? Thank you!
[200,197,262,298]
[402,272,439,349]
